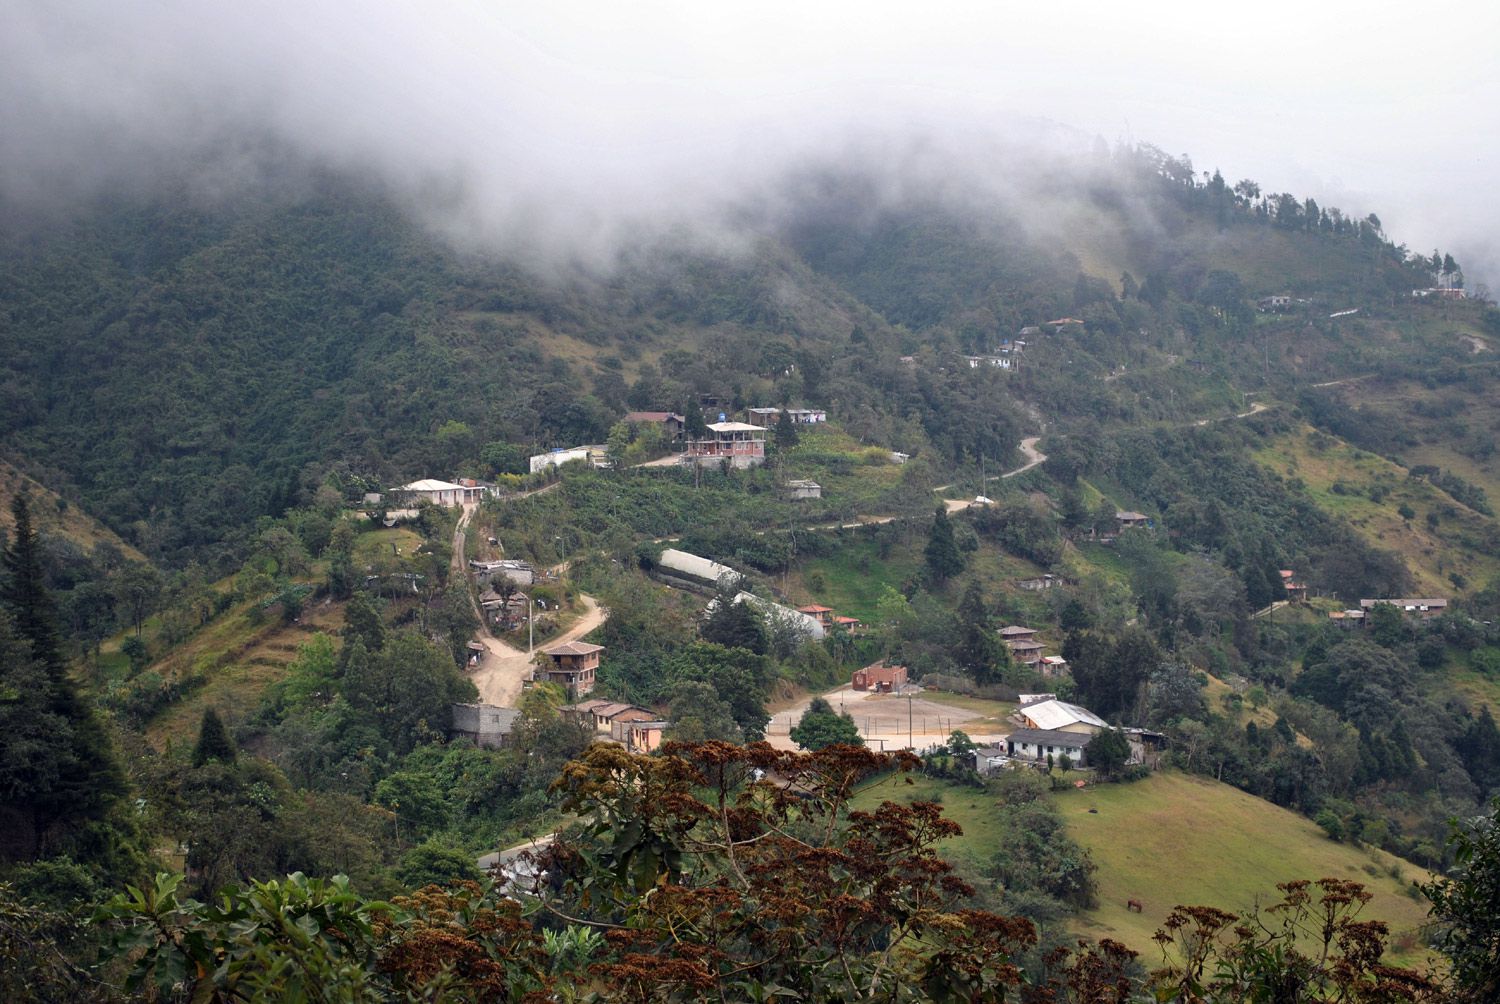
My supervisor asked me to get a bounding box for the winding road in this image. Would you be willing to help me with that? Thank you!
[451,500,606,708]
[941,435,1049,513]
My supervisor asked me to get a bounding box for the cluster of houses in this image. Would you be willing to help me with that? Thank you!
[620,404,828,472]
[1000,624,1068,677]
[962,338,1027,371]
[560,699,667,754]
[971,696,1165,773]
[1329,597,1449,629]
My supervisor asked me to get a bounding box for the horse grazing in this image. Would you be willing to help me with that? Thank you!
[1126,898,1144,914]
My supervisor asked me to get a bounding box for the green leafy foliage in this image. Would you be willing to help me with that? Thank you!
[788,697,863,750]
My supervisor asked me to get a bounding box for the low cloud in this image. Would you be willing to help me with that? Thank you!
[3,1,1497,283]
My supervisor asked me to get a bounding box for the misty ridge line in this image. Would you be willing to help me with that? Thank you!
[1,1,1480,279]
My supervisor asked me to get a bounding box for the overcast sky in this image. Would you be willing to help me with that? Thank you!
[4,1,1498,281]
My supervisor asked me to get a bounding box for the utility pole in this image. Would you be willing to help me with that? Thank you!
[528,596,534,655]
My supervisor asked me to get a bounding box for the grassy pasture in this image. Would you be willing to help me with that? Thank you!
[1055,771,1436,968]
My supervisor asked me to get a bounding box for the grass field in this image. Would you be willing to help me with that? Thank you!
[1054,771,1436,968]
[853,769,1437,969]
[1253,424,1500,596]
[848,770,999,873]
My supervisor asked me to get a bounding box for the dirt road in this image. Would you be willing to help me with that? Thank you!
[451,497,605,707]
[939,435,1048,513]
[469,593,605,707]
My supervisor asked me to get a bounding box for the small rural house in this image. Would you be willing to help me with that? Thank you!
[1040,655,1069,677]
[833,615,863,634]
[852,661,909,692]
[796,604,835,629]
[1123,728,1169,767]
[999,625,1038,642]
[784,408,827,424]
[1280,569,1308,601]
[962,354,1016,370]
[479,588,529,630]
[1115,510,1151,529]
[455,478,497,502]
[1015,699,1106,735]
[745,407,782,424]
[972,745,1010,776]
[684,422,768,469]
[471,559,535,586]
[1360,597,1449,620]
[784,479,823,500]
[623,411,686,440]
[1005,639,1045,667]
[562,701,668,754]
[562,699,627,731]
[529,447,593,474]
[449,704,521,749]
[1006,728,1091,766]
[1329,609,1366,629]
[608,708,668,753]
[1015,574,1062,591]
[397,479,465,507]
[538,641,604,698]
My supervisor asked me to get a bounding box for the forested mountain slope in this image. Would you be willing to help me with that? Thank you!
[0,145,1460,571]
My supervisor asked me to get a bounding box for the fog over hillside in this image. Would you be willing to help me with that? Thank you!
[3,1,1497,282]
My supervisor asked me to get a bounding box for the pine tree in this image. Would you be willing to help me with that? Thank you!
[701,594,767,655]
[192,708,237,767]
[953,580,1007,686]
[682,401,708,440]
[924,507,965,583]
[774,409,800,450]
[2,495,64,672]
[0,495,127,857]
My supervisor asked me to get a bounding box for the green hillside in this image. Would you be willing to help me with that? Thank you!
[1056,771,1435,967]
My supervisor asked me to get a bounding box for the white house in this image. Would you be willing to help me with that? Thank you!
[1015,699,1106,735]
[529,447,593,474]
[397,479,465,507]
[784,479,823,500]
[1006,728,1091,766]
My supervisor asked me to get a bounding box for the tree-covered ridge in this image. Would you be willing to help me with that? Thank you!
[0,138,1463,577]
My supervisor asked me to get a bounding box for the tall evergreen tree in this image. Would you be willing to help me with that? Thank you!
[924,507,965,583]
[2,495,64,672]
[953,580,1007,686]
[0,496,127,857]
[193,708,237,767]
[682,401,708,440]
[774,409,800,450]
[701,593,767,655]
